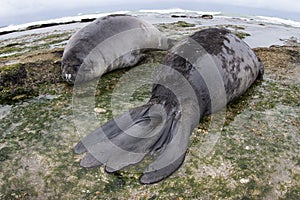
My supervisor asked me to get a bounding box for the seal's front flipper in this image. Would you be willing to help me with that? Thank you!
[257,62,264,81]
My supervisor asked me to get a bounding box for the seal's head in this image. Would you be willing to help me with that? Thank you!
[61,57,80,84]
[61,37,89,84]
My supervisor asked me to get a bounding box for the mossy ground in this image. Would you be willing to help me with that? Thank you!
[0,23,299,199]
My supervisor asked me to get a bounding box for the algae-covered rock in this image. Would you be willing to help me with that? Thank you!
[176,20,196,27]
[234,31,251,39]
[0,49,64,104]
[0,64,27,86]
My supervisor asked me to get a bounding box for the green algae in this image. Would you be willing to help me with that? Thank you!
[234,31,251,39]
[176,21,196,28]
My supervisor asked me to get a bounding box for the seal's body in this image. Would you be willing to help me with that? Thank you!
[61,14,171,83]
[74,28,264,184]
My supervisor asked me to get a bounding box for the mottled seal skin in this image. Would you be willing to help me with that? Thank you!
[61,14,172,83]
[74,28,264,184]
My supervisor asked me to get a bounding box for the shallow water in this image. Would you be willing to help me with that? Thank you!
[0,105,11,120]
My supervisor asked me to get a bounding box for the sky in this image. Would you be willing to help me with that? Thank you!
[1,0,300,27]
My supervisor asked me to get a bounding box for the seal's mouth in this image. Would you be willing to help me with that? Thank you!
[62,72,77,84]
[61,64,78,84]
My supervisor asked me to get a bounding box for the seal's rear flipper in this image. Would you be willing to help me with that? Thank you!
[140,154,186,184]
[80,152,103,168]
[140,119,192,184]
[74,103,187,175]
[74,105,149,155]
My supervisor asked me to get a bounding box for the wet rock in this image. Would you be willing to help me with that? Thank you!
[171,15,187,18]
[234,31,251,39]
[25,21,76,31]
[81,18,96,23]
[94,107,107,113]
[0,49,64,104]
[0,30,16,36]
[0,64,27,87]
[201,14,213,19]
[176,21,196,27]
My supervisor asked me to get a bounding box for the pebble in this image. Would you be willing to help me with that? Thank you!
[94,107,107,113]
[240,178,250,184]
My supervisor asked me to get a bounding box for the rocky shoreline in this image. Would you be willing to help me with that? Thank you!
[0,22,299,105]
[1,45,299,104]
[0,21,299,199]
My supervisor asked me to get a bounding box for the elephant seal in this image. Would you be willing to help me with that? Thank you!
[61,14,172,84]
[74,28,264,184]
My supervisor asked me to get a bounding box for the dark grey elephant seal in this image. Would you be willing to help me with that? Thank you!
[61,14,172,83]
[74,28,264,184]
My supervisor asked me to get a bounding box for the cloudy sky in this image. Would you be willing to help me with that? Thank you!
[1,0,300,27]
